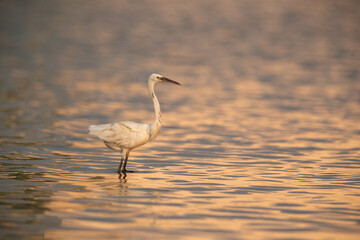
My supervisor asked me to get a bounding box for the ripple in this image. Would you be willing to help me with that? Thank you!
[1,1,360,239]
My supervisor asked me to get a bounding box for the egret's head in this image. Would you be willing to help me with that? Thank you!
[149,73,181,85]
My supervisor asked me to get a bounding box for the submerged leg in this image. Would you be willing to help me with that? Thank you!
[122,149,131,172]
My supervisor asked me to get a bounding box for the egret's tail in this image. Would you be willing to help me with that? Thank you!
[88,124,110,137]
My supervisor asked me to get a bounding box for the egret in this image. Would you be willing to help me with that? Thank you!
[88,73,181,173]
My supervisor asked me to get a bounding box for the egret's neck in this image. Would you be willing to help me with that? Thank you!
[148,81,161,140]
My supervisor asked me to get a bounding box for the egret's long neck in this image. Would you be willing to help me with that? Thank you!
[148,80,161,140]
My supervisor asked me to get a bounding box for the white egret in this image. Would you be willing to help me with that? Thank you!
[88,73,181,173]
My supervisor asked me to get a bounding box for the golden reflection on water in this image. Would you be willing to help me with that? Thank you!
[40,65,360,239]
[1,0,360,239]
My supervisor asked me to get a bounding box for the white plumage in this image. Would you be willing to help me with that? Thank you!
[88,73,181,173]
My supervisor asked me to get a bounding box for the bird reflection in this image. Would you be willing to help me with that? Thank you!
[118,172,127,183]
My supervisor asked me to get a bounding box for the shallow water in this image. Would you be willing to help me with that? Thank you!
[1,0,360,239]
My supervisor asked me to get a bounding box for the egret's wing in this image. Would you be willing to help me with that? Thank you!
[88,123,117,141]
[119,121,150,134]
[88,121,150,148]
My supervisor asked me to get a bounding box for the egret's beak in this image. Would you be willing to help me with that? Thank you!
[160,77,181,85]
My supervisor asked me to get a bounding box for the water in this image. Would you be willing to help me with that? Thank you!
[1,0,359,239]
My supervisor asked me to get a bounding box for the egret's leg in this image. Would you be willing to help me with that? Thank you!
[117,157,124,174]
[117,149,124,174]
[122,150,131,172]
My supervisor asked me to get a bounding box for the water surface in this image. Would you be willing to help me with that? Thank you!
[1,0,359,239]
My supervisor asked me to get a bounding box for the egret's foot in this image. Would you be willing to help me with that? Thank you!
[117,168,134,174]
